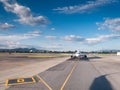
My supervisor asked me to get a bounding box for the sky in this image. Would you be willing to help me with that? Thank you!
[0,0,120,51]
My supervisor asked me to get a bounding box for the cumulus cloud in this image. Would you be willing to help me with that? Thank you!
[0,0,48,26]
[0,41,17,49]
[27,30,42,37]
[97,18,120,32]
[53,0,117,14]
[0,30,41,41]
[0,22,15,30]
[63,34,120,44]
[45,36,57,40]
[0,41,22,49]
[0,41,33,49]
[0,30,41,48]
[63,35,85,41]
[44,43,63,50]
[44,46,61,50]
[85,34,120,44]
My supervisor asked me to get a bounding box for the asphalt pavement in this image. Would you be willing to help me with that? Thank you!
[6,57,115,90]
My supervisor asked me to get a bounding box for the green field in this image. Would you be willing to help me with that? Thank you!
[0,53,70,58]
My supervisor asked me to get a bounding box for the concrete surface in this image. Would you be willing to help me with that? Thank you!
[0,57,69,90]
[1,55,120,90]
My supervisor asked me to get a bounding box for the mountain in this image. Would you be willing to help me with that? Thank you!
[0,48,42,53]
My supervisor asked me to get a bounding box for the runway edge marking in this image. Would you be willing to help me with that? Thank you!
[60,60,78,90]
[36,74,52,90]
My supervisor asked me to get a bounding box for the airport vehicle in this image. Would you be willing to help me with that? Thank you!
[71,51,87,59]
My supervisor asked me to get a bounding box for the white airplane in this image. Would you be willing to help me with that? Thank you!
[71,50,87,59]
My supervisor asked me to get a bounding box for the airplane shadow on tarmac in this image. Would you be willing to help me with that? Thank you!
[90,75,113,90]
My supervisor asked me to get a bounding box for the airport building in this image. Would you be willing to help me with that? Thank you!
[117,52,120,56]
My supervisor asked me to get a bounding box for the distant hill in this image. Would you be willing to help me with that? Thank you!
[91,49,120,54]
[0,48,120,53]
[0,48,43,53]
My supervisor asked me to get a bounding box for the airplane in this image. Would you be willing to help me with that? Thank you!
[71,50,87,59]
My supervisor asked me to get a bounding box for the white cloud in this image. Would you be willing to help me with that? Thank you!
[85,34,120,44]
[0,0,48,26]
[0,30,41,41]
[97,18,120,32]
[28,30,42,37]
[53,0,117,14]
[63,35,85,41]
[44,43,63,50]
[0,41,17,49]
[45,36,57,40]
[63,34,120,44]
[0,30,41,48]
[1,40,47,50]
[44,46,62,50]
[0,41,30,49]
[0,22,15,30]
[51,28,55,30]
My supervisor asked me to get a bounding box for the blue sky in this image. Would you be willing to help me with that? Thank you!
[0,0,120,51]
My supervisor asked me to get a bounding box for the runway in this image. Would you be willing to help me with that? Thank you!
[6,55,119,90]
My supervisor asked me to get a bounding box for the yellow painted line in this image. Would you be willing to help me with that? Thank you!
[36,75,52,90]
[60,61,78,90]
[6,79,8,86]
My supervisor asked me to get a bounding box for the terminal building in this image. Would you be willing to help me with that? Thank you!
[117,52,120,56]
